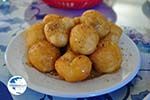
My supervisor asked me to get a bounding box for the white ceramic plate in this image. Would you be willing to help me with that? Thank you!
[5,31,140,98]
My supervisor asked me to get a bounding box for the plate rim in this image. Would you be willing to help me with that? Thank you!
[5,31,141,98]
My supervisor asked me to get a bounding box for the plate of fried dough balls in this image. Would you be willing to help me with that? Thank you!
[5,10,140,97]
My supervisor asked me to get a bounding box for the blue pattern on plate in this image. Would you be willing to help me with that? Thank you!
[0,2,17,15]
[0,18,24,24]
[40,95,53,100]
[0,45,7,52]
[131,90,150,100]
[31,6,46,20]
[0,27,11,33]
[123,27,150,53]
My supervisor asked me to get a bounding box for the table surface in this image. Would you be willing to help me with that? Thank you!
[0,0,150,100]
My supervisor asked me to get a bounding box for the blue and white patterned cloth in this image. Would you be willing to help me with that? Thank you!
[0,0,150,100]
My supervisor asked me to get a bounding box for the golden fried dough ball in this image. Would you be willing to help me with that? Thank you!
[44,20,68,47]
[90,41,122,73]
[44,17,75,47]
[55,50,92,82]
[28,40,60,73]
[25,22,45,48]
[81,10,110,39]
[103,22,123,43]
[43,14,62,24]
[70,23,99,55]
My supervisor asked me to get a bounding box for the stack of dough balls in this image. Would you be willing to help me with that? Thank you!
[25,10,123,82]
